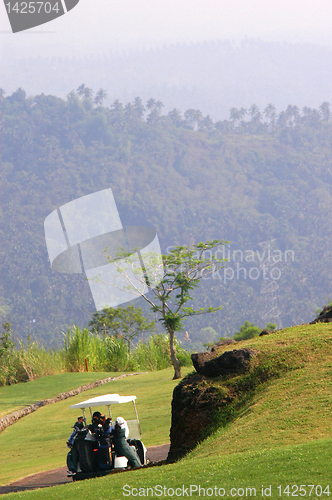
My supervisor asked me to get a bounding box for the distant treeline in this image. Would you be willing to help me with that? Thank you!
[2,85,331,134]
[3,38,332,119]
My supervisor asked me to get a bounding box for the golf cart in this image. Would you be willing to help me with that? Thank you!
[68,393,147,480]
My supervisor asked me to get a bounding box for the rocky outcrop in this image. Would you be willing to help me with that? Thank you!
[259,329,271,336]
[310,305,332,324]
[210,339,236,352]
[168,345,256,462]
[167,373,232,462]
[0,372,147,433]
[191,348,255,377]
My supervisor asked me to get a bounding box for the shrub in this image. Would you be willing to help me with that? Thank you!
[0,322,18,386]
[63,326,106,372]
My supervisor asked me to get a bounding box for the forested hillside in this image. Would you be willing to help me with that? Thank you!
[1,87,332,345]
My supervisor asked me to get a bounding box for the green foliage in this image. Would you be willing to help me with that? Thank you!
[232,320,261,341]
[265,322,277,331]
[232,321,276,341]
[0,322,17,386]
[132,334,192,371]
[315,298,332,315]
[102,335,131,372]
[104,240,227,378]
[0,323,65,386]
[0,323,191,384]
[89,305,156,351]
[16,336,65,381]
[63,327,191,373]
[63,326,106,372]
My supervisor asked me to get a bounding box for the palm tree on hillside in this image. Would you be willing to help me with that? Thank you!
[76,84,93,101]
[146,99,164,124]
[229,107,240,125]
[319,102,330,122]
[264,103,276,127]
[249,104,262,122]
[76,83,86,98]
[168,108,183,127]
[284,105,300,126]
[133,97,145,119]
[94,88,108,106]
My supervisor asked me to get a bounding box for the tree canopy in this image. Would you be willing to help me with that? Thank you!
[88,305,155,351]
[97,240,227,378]
[1,87,332,346]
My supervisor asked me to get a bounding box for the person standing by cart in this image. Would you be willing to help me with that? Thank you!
[66,416,84,475]
[111,417,142,468]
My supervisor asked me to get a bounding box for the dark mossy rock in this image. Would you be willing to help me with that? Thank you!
[259,329,271,336]
[167,373,232,462]
[191,351,215,371]
[191,348,255,377]
[311,306,332,324]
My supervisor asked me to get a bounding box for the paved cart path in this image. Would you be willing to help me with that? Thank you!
[0,444,170,495]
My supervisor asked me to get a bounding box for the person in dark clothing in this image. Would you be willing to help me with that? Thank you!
[73,416,84,430]
[100,414,112,434]
[111,417,142,468]
[66,416,85,475]
[88,411,102,434]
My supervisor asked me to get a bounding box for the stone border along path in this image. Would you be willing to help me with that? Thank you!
[0,372,148,433]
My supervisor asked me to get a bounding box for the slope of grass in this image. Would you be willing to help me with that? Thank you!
[190,322,332,456]
[0,372,119,419]
[2,438,331,500]
[0,367,192,485]
[1,324,332,498]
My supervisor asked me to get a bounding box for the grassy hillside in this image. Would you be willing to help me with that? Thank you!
[1,324,331,498]
[0,372,117,419]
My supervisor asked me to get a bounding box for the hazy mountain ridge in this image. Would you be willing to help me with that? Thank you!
[2,39,332,120]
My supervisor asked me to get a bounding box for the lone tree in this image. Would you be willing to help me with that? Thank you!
[88,305,155,352]
[96,240,226,379]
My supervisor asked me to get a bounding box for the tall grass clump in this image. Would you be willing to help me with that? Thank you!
[103,335,132,371]
[0,322,18,385]
[133,334,170,370]
[17,337,65,380]
[63,328,192,373]
[63,326,106,372]
[0,322,193,386]
[133,334,192,370]
[0,323,65,386]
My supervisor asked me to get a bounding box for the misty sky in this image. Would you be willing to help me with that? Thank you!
[1,0,332,58]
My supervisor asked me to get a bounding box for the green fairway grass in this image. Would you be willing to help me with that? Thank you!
[0,367,192,485]
[0,324,331,499]
[1,438,331,499]
[0,372,120,419]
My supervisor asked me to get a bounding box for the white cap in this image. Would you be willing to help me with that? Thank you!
[115,416,129,438]
[115,416,126,426]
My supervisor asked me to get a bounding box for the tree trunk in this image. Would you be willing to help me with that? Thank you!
[168,327,182,379]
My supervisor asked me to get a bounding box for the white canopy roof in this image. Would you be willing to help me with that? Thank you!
[70,393,136,409]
